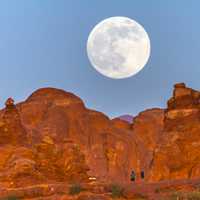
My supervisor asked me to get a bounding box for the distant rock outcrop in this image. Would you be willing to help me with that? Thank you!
[117,115,134,123]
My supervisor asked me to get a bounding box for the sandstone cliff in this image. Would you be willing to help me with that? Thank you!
[149,83,200,181]
[0,83,199,191]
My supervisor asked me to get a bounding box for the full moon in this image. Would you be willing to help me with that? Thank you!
[87,16,151,79]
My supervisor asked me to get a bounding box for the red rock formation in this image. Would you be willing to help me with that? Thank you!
[5,98,14,108]
[0,98,28,146]
[167,82,200,110]
[149,83,200,181]
[0,83,200,194]
[0,88,137,188]
[131,108,164,181]
[111,118,131,130]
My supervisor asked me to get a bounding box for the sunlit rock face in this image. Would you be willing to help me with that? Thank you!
[0,88,137,187]
[149,83,200,181]
[0,83,200,189]
[167,82,200,110]
[0,98,28,146]
[130,108,164,181]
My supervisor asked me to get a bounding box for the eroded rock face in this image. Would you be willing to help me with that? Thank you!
[0,83,200,188]
[131,108,164,180]
[0,88,137,187]
[0,98,28,146]
[149,83,200,181]
[167,82,200,110]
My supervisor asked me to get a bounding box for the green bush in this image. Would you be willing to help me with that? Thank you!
[69,183,82,195]
[110,184,124,198]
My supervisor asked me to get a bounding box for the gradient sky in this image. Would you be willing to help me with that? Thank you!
[0,1,200,118]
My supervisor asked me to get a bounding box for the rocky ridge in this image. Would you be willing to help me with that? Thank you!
[0,83,199,199]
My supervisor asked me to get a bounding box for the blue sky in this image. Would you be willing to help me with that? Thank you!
[0,1,200,117]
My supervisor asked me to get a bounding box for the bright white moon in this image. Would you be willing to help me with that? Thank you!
[87,16,151,79]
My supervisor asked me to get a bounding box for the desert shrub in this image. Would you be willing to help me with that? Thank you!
[159,191,184,200]
[132,194,147,200]
[195,184,200,192]
[154,187,177,194]
[160,191,200,200]
[134,199,146,200]
[2,196,21,200]
[155,188,161,193]
[170,191,183,199]
[165,191,200,200]
[110,184,124,198]
[69,183,82,195]
[187,191,200,200]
